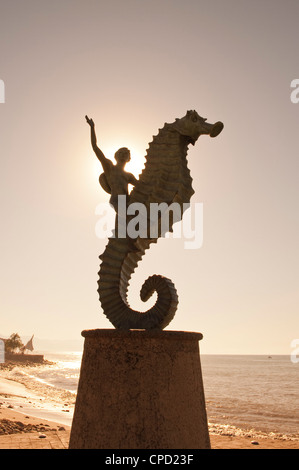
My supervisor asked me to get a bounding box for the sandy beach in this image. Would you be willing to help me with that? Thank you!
[0,364,298,450]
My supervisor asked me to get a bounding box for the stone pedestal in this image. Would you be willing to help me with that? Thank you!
[69,329,210,449]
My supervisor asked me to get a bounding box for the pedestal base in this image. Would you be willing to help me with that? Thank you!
[69,329,210,449]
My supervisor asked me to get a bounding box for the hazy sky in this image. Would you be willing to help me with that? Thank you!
[0,0,298,353]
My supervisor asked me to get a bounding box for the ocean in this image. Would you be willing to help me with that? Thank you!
[2,352,299,439]
[201,355,299,437]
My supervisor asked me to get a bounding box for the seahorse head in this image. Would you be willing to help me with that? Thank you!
[173,110,223,145]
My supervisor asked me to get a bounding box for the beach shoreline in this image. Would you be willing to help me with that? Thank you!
[0,361,298,450]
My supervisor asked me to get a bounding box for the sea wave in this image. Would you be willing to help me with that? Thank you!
[0,364,76,405]
[208,422,299,442]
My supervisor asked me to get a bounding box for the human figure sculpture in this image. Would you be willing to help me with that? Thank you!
[85,115,138,212]
[87,110,223,330]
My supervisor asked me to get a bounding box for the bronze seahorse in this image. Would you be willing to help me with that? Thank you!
[96,110,223,329]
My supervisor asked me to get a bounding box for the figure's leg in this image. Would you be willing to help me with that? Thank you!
[111,195,139,251]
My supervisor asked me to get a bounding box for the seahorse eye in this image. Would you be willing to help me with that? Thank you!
[192,116,197,123]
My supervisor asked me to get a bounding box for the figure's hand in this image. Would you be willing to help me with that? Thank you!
[85,115,94,127]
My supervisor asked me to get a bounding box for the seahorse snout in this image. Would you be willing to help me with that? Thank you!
[200,120,224,138]
[209,121,224,138]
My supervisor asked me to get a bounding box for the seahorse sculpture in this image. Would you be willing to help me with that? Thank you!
[97,110,223,330]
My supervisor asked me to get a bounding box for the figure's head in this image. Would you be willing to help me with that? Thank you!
[114,147,131,167]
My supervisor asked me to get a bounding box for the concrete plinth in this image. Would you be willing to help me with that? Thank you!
[69,329,210,449]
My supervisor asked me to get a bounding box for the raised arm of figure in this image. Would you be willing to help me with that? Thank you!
[85,115,112,174]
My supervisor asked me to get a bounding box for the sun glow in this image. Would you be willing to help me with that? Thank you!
[103,143,146,178]
[85,136,146,193]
